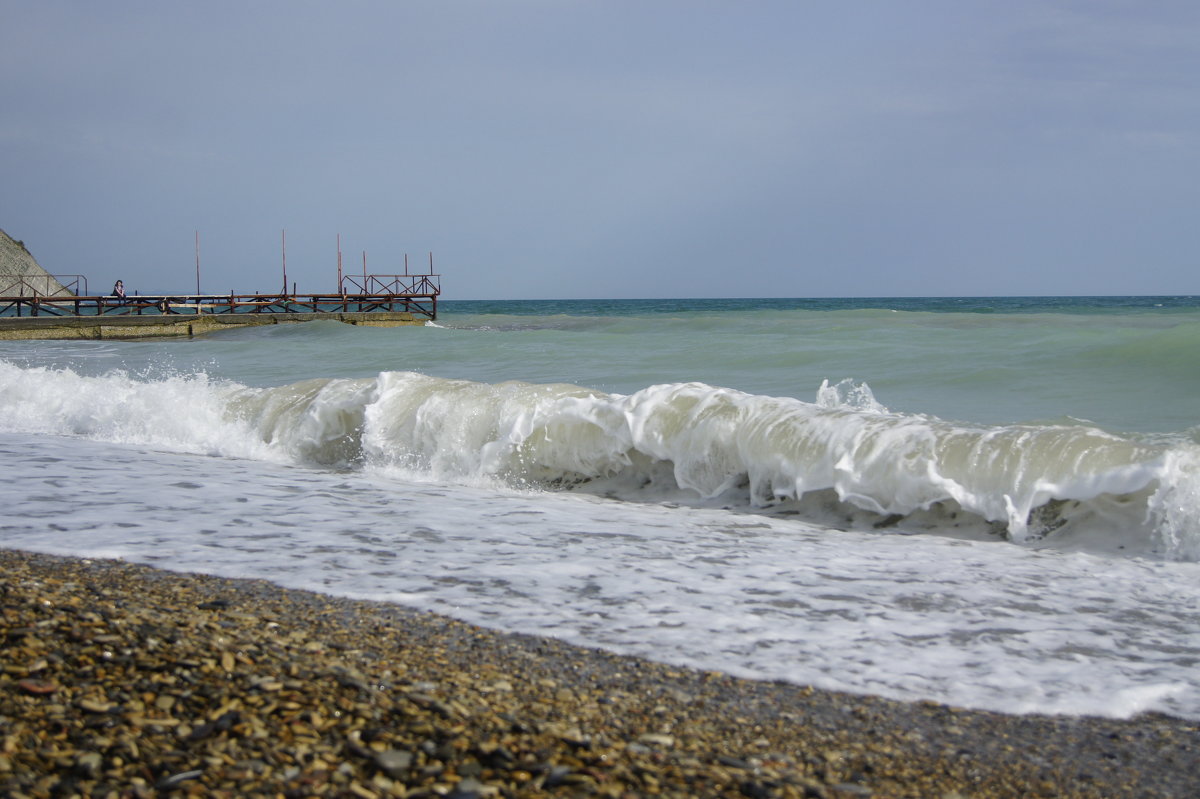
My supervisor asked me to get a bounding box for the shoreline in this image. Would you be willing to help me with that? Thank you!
[1,549,1196,797]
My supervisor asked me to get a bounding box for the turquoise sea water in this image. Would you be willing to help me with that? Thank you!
[1,296,1199,718]
[447,295,1200,315]
[435,295,1200,432]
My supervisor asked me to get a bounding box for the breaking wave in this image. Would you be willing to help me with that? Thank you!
[2,360,1198,561]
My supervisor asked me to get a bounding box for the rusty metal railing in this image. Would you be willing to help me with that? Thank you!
[340,274,440,296]
[0,274,87,297]
[0,290,439,321]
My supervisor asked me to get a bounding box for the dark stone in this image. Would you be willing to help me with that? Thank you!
[717,754,753,770]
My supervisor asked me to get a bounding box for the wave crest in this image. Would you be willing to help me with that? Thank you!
[2,361,1197,560]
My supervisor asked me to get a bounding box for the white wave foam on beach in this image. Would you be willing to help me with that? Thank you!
[1,429,1198,720]
[2,361,1198,561]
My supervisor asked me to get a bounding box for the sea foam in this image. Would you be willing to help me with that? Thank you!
[3,360,1197,561]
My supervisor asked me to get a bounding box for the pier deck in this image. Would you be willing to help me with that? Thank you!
[0,287,439,340]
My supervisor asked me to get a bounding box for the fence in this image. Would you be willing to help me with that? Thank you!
[0,274,88,297]
[340,274,440,296]
[0,289,438,321]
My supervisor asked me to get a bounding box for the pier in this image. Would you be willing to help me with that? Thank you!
[0,285,439,340]
[0,233,441,340]
[0,283,439,340]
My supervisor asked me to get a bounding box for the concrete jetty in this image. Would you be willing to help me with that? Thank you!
[0,309,425,340]
[0,229,440,340]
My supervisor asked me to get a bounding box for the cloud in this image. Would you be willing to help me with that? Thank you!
[3,1,1199,298]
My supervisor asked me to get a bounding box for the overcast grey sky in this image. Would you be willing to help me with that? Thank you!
[2,1,1198,299]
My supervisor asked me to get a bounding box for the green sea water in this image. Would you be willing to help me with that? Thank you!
[430,295,1200,433]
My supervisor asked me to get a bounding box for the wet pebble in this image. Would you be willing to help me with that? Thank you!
[1,549,1197,798]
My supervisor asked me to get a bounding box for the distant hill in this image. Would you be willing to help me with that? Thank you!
[0,229,72,296]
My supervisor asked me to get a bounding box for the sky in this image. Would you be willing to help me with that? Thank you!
[2,1,1198,300]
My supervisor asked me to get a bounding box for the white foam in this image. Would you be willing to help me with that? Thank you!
[0,361,271,460]
[0,362,1192,560]
[1,430,1197,720]
[1148,447,1200,560]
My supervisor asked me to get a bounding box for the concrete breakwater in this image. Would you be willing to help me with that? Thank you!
[0,310,423,340]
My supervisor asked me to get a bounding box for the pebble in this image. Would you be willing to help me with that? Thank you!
[1,549,1197,798]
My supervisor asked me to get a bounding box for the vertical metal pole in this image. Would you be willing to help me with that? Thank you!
[337,233,343,293]
[195,230,201,295]
[404,253,409,275]
[429,251,433,274]
[282,229,288,296]
[363,250,367,291]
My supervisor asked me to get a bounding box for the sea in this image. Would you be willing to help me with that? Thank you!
[2,296,1199,720]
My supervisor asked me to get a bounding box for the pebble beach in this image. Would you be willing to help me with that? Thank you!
[1,549,1197,798]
